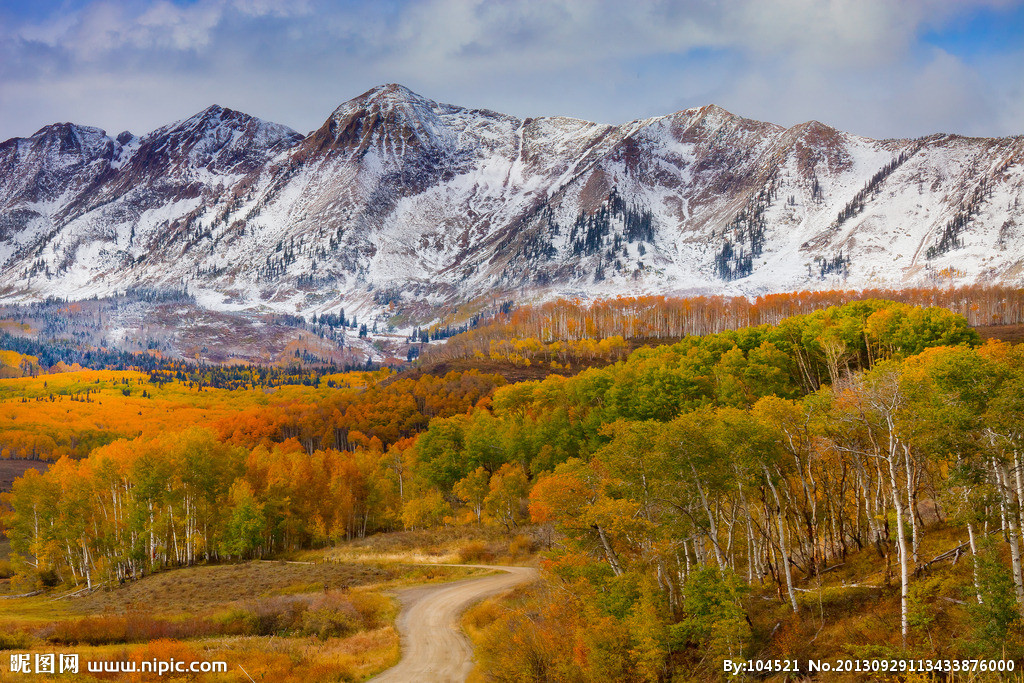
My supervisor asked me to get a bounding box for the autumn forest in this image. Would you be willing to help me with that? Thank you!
[4,289,1024,681]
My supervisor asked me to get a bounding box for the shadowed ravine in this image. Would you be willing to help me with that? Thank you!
[369,565,539,683]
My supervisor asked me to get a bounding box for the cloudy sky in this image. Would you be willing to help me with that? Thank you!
[2,0,1023,142]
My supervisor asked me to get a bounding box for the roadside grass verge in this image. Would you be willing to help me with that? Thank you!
[0,556,483,682]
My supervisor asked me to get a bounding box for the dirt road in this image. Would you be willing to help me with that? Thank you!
[370,565,538,683]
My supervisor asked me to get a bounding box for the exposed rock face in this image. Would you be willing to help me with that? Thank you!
[1,84,1022,323]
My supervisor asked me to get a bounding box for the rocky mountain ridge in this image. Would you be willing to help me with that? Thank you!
[1,84,1022,328]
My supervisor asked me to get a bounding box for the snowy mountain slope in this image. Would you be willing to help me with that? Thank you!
[1,84,1022,328]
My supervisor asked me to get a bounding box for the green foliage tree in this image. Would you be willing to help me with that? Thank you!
[225,480,265,559]
[967,539,1022,656]
[454,467,490,524]
[677,567,751,662]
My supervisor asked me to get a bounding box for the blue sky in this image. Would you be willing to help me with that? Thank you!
[1,0,1022,141]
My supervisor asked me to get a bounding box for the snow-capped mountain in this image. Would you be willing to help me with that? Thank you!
[1,84,1022,325]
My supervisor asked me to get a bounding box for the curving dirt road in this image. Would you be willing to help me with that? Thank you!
[370,565,538,683]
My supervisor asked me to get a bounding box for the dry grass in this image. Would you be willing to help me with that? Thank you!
[0,552,501,682]
[199,626,401,682]
[42,587,398,648]
[0,627,401,682]
[0,558,417,682]
[0,459,50,494]
[71,561,397,615]
[739,521,1012,681]
[0,530,540,682]
[976,323,1024,345]
[461,583,539,683]
[320,526,543,568]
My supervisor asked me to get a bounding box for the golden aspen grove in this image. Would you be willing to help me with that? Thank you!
[4,288,1024,681]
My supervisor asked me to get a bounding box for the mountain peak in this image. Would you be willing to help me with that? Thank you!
[329,83,441,123]
[364,83,431,104]
[699,103,734,118]
[694,104,791,134]
[790,119,838,135]
[308,83,454,156]
[784,119,847,152]
[30,121,104,139]
[127,105,300,176]
[15,122,116,164]
[664,103,784,142]
[170,104,282,135]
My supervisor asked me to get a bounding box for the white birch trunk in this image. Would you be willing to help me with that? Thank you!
[764,465,798,613]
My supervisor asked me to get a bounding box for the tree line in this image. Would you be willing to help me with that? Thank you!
[424,286,1024,366]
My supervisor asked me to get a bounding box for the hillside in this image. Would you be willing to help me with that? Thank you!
[3,300,1024,679]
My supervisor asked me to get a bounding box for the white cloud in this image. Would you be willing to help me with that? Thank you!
[1,0,1021,141]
